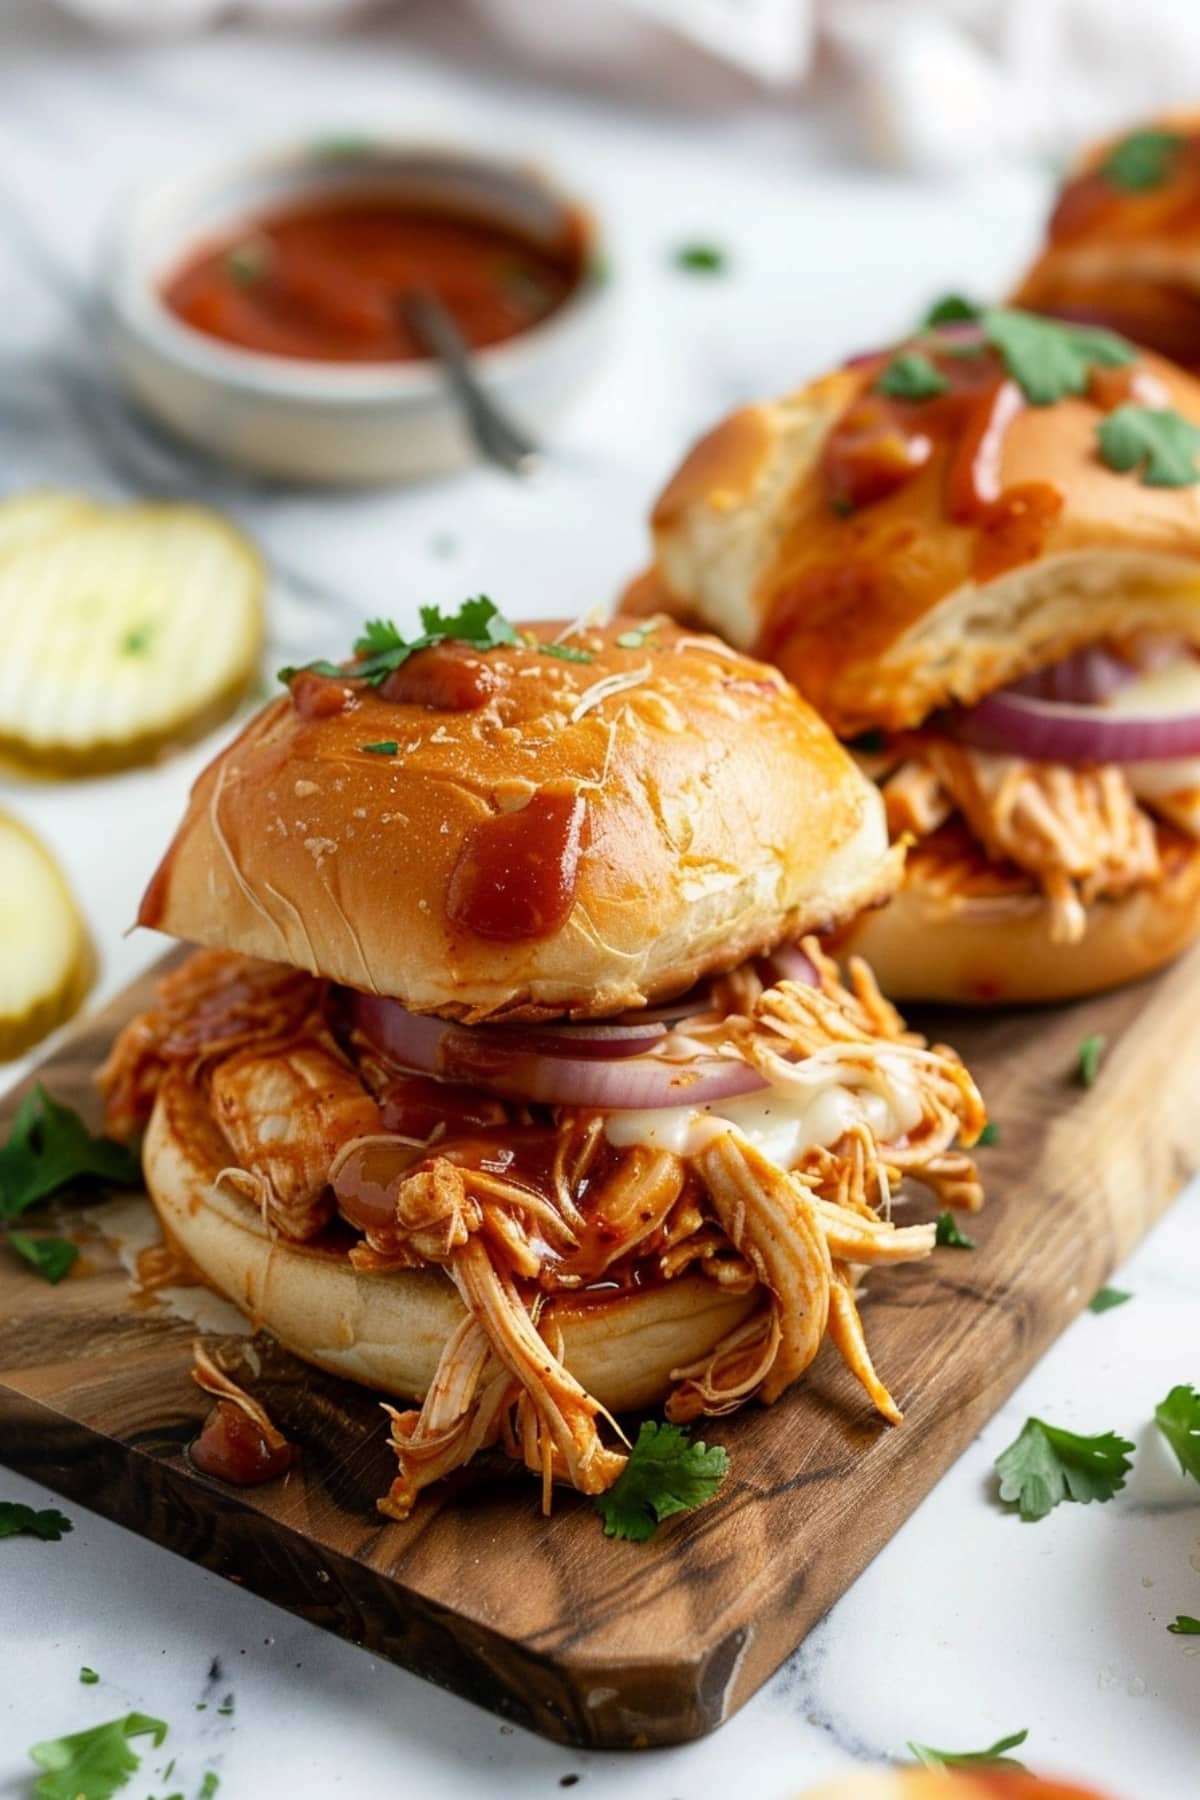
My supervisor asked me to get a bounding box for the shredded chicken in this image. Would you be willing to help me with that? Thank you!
[889,741,1161,943]
[211,1040,383,1241]
[108,944,987,1516]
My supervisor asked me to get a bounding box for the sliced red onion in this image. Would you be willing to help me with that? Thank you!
[1009,645,1136,706]
[352,992,767,1109]
[761,944,820,986]
[950,688,1200,764]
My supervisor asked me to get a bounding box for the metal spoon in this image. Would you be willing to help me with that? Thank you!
[402,289,542,477]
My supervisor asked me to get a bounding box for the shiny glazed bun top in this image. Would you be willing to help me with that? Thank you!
[641,314,1200,735]
[802,1771,1116,1800]
[139,610,894,1021]
[1012,114,1200,367]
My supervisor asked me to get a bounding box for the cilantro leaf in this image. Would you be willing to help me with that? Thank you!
[0,1087,140,1224]
[995,1417,1134,1521]
[351,597,519,685]
[922,293,981,328]
[1097,404,1200,487]
[1168,1615,1200,1635]
[675,243,727,274]
[200,1775,220,1799]
[982,308,1134,405]
[876,351,950,401]
[1155,1384,1200,1483]
[0,1501,73,1540]
[1103,128,1185,192]
[80,1668,99,1684]
[935,1211,976,1249]
[908,1728,1028,1772]
[594,1420,728,1542]
[538,642,594,663]
[1076,1033,1107,1087]
[28,1712,167,1800]
[359,740,398,756]
[276,659,344,684]
[615,622,660,651]
[8,1231,78,1284]
[977,1120,999,1146]
[1088,1286,1132,1314]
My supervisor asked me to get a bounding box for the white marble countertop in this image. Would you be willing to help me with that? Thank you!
[1,8,1198,1796]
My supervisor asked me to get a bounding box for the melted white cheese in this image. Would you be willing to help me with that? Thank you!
[604,1054,924,1169]
[1105,658,1200,828]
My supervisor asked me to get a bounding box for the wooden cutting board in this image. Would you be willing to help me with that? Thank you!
[2,950,1198,1749]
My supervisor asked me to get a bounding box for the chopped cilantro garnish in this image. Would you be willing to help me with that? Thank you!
[876,351,949,401]
[8,1231,78,1284]
[538,642,594,664]
[278,598,520,689]
[980,308,1134,405]
[935,1211,976,1249]
[1076,1033,1107,1087]
[79,1668,99,1685]
[908,1728,1028,1772]
[199,1774,220,1799]
[848,728,886,755]
[1103,128,1185,192]
[995,1417,1134,1520]
[225,240,271,287]
[360,741,398,756]
[922,293,981,328]
[1168,1615,1200,1635]
[28,1712,167,1800]
[1155,1384,1200,1483]
[594,1421,728,1542]
[1088,1286,1132,1314]
[0,1501,73,1541]
[1097,405,1200,487]
[0,1086,140,1224]
[615,621,660,651]
[674,243,727,274]
[977,1120,1000,1146]
[276,659,344,684]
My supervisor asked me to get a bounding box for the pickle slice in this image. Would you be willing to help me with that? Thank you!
[0,502,265,775]
[0,812,92,1060]
[0,489,101,565]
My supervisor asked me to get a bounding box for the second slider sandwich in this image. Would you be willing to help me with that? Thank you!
[99,604,984,1517]
[633,307,1200,1002]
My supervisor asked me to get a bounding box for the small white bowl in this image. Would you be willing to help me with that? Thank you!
[98,138,613,485]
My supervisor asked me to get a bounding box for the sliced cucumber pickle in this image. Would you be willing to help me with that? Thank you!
[0,812,92,1060]
[0,500,265,775]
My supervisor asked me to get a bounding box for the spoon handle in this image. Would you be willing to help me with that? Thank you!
[403,290,542,477]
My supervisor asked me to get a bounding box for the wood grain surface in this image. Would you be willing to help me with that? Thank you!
[2,949,1198,1749]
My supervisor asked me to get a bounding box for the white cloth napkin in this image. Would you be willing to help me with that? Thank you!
[48,0,1200,169]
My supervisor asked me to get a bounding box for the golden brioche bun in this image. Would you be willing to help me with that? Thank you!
[138,616,894,1021]
[1011,112,1200,363]
[644,358,1200,736]
[144,1070,756,1409]
[832,824,1200,1004]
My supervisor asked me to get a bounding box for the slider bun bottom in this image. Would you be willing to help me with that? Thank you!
[143,1073,757,1415]
[836,835,1200,1005]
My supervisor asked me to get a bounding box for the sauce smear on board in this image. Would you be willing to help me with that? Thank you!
[162,193,584,363]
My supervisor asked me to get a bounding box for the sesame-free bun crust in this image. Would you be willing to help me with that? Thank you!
[802,1773,1108,1799]
[144,1070,755,1410]
[138,617,894,1021]
[1011,111,1200,366]
[643,358,1200,736]
[832,824,1200,1004]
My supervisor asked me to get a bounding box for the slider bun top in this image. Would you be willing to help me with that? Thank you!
[642,350,1200,736]
[1012,113,1200,353]
[139,616,894,1022]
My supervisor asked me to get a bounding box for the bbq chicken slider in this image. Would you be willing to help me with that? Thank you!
[1012,116,1200,371]
[100,605,985,1516]
[630,308,1200,1002]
